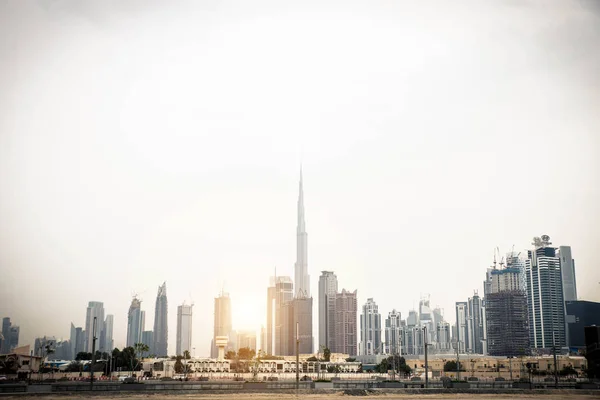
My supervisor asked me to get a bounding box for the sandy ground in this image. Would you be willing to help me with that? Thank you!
[5,393,599,400]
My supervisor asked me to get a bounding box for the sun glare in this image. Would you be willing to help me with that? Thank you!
[232,297,264,333]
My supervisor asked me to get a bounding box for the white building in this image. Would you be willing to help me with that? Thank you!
[84,301,104,352]
[176,303,193,356]
[384,309,402,354]
[359,298,381,355]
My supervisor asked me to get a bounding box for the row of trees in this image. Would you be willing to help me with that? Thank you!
[373,355,412,375]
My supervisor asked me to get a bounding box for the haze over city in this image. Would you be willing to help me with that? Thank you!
[1,0,599,358]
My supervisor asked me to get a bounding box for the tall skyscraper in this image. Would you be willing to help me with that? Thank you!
[281,297,314,355]
[360,298,382,355]
[141,331,154,356]
[318,271,338,351]
[294,169,310,298]
[212,291,233,358]
[153,282,169,356]
[334,289,357,356]
[274,277,294,355]
[558,246,577,302]
[70,324,84,357]
[0,318,18,354]
[467,292,484,354]
[104,315,114,352]
[384,309,402,354]
[84,302,105,353]
[266,275,294,356]
[176,303,193,356]
[126,297,145,348]
[485,266,529,356]
[525,235,566,349]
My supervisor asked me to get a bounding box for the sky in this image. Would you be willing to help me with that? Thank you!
[0,0,599,357]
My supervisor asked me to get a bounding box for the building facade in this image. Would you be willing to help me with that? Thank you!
[566,300,600,350]
[525,236,566,349]
[360,298,381,355]
[334,289,357,356]
[212,291,233,358]
[318,271,338,352]
[455,302,469,353]
[467,292,484,354]
[142,331,154,356]
[104,315,114,352]
[294,169,310,298]
[558,246,577,302]
[153,282,169,357]
[0,318,19,354]
[127,297,145,348]
[384,309,402,354]
[176,303,193,356]
[485,267,530,356]
[84,302,104,353]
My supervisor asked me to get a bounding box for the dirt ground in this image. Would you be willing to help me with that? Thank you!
[7,393,600,400]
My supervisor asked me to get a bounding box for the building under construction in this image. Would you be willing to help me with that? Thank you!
[485,262,530,357]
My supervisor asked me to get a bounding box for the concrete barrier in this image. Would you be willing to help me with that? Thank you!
[0,384,27,393]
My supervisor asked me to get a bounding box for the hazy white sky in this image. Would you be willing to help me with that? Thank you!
[1,0,599,357]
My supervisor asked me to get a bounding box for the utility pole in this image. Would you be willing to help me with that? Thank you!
[296,322,300,391]
[90,317,97,390]
[423,326,428,388]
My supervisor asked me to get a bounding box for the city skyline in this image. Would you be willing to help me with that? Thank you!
[1,1,599,357]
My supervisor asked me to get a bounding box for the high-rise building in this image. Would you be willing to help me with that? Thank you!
[274,276,294,356]
[141,331,154,356]
[104,315,114,352]
[212,291,233,358]
[291,297,314,354]
[525,235,566,349]
[294,169,310,298]
[360,298,381,355]
[436,322,452,351]
[318,271,338,352]
[34,336,56,357]
[84,302,105,353]
[176,303,193,356]
[334,289,357,356]
[558,246,577,302]
[565,300,600,351]
[70,324,84,358]
[455,302,468,353]
[384,309,402,354]
[485,267,529,356]
[153,282,169,357]
[467,292,484,354]
[236,330,257,351]
[126,297,145,348]
[0,318,19,354]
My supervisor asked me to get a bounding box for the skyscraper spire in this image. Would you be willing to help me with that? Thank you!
[295,166,309,298]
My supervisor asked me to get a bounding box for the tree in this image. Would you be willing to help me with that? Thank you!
[560,365,577,377]
[238,347,256,360]
[225,350,237,360]
[375,355,411,375]
[323,348,331,362]
[174,356,184,374]
[183,350,191,360]
[346,358,356,362]
[444,360,464,372]
[76,352,93,361]
[306,356,318,362]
